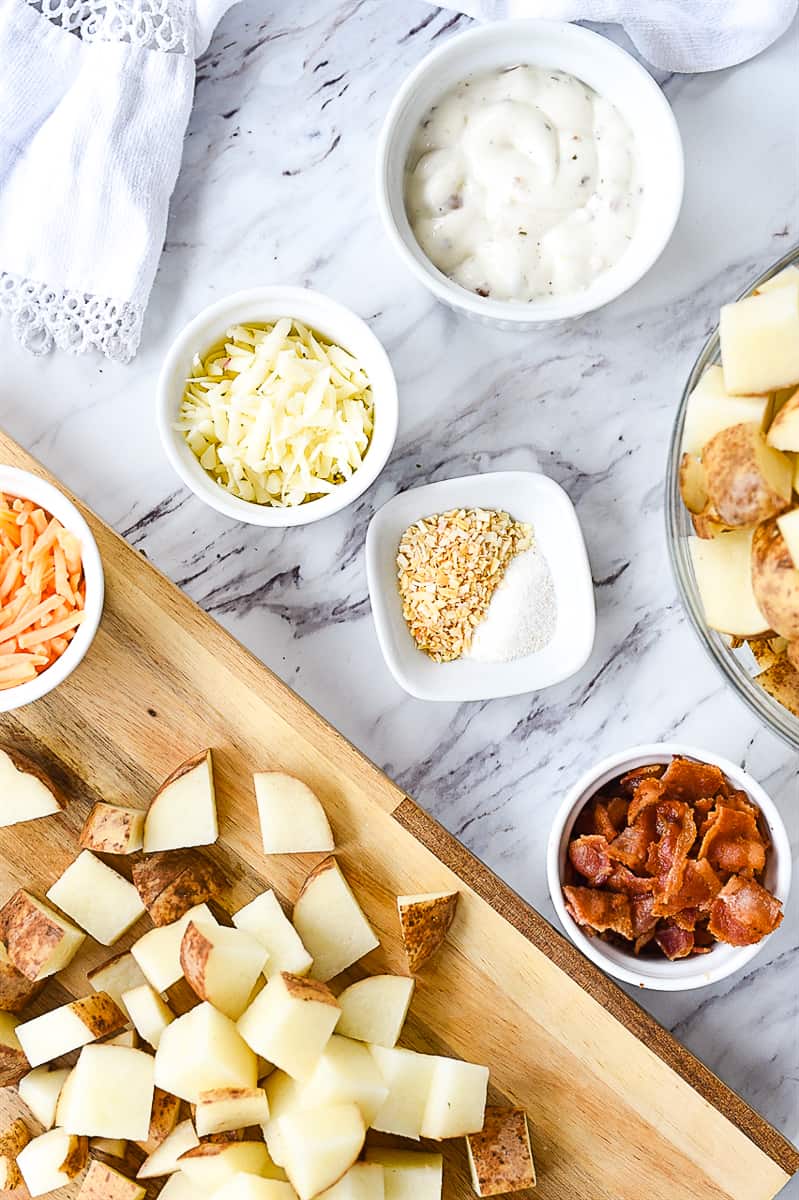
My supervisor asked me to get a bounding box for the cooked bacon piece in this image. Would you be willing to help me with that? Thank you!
[563,886,633,941]
[568,835,612,886]
[606,864,653,896]
[698,805,766,876]
[652,858,722,919]
[655,923,695,959]
[607,806,657,873]
[627,777,665,824]
[630,893,658,940]
[659,755,730,805]
[650,800,697,902]
[673,907,701,931]
[618,763,664,795]
[606,795,629,830]
[709,876,783,947]
[591,801,618,842]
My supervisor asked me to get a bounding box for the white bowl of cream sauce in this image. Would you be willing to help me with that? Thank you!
[377,20,684,326]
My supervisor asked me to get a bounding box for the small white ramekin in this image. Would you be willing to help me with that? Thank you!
[376,20,684,328]
[547,743,791,992]
[157,287,398,527]
[0,466,104,713]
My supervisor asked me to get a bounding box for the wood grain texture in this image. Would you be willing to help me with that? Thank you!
[0,430,796,1200]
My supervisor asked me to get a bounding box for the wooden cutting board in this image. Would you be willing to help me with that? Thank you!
[0,429,796,1200]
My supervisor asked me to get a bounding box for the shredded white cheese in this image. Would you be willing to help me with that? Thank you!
[176,319,374,507]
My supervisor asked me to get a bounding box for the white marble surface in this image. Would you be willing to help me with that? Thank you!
[1,0,798,1186]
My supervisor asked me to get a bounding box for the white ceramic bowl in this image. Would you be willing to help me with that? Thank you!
[157,287,399,527]
[0,467,104,713]
[365,470,595,701]
[376,19,684,327]
[547,743,792,991]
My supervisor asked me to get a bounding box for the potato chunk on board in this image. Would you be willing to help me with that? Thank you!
[466,1106,537,1196]
[0,749,64,828]
[46,850,145,946]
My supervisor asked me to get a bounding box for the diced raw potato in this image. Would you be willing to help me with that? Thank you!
[46,850,146,945]
[0,890,85,980]
[237,972,340,1081]
[155,1001,258,1103]
[689,531,770,637]
[767,388,799,451]
[678,453,709,515]
[262,1071,305,1165]
[753,264,799,294]
[0,1117,29,1190]
[751,516,799,640]
[17,993,126,1068]
[0,749,64,827]
[757,651,799,713]
[397,892,458,973]
[55,1066,76,1126]
[303,1035,388,1125]
[336,975,414,1048]
[368,1046,435,1140]
[254,772,335,854]
[16,1128,88,1196]
[133,850,225,926]
[57,1044,155,1141]
[702,422,792,527]
[681,365,769,457]
[720,283,799,394]
[195,1086,270,1136]
[80,803,145,855]
[0,942,45,1012]
[178,1140,285,1189]
[0,1011,27,1084]
[279,1102,365,1200]
[778,508,799,568]
[132,902,216,992]
[158,1172,198,1199]
[420,1056,489,1139]
[123,984,175,1049]
[233,890,312,979]
[144,749,218,852]
[363,1148,442,1200]
[107,1028,139,1048]
[319,1163,385,1199]
[691,505,732,540]
[135,1086,181,1155]
[78,1159,145,1199]
[19,1066,71,1129]
[181,921,269,1020]
[136,1118,199,1179]
[293,858,379,982]
[88,951,149,1019]
[91,1136,127,1158]
[211,1178,298,1200]
[466,1106,537,1196]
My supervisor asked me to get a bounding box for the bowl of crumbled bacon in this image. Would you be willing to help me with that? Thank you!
[0,467,104,712]
[547,744,790,990]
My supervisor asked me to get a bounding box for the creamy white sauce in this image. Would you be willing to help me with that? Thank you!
[405,65,641,302]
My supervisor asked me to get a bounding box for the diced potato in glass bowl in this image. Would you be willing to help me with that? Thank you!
[666,246,799,746]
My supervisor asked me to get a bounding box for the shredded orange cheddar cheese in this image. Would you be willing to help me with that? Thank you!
[0,493,86,689]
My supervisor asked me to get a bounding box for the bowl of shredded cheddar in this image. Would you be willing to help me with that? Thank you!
[157,288,398,527]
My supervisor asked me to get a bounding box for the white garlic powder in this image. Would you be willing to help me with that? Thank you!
[464,543,557,663]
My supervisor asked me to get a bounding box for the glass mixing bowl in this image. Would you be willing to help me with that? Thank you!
[665,244,799,749]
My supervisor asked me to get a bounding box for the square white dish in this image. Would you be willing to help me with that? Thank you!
[365,471,595,701]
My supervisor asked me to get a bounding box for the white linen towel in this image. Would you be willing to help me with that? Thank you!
[440,0,797,73]
[0,0,234,363]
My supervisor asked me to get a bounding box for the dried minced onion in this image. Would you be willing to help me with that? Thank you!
[176,319,374,507]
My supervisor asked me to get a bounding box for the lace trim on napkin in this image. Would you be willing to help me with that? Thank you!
[0,273,143,363]
[24,0,192,53]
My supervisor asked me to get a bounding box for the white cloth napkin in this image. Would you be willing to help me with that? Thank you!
[441,0,797,72]
[0,0,235,363]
